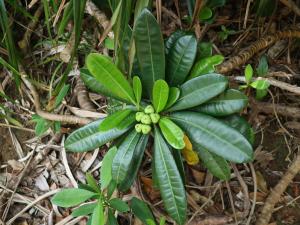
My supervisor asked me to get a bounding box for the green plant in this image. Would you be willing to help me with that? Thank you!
[62,8,254,224]
[52,147,130,225]
[240,63,270,99]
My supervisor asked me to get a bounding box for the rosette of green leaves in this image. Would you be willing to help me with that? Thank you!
[64,8,254,225]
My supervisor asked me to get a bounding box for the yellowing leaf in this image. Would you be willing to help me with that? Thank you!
[182,135,199,165]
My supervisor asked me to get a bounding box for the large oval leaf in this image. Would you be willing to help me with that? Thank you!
[170,111,253,163]
[133,76,142,106]
[112,130,141,184]
[195,147,230,180]
[168,74,228,112]
[99,109,133,131]
[193,89,248,116]
[118,134,149,191]
[189,55,224,79]
[221,114,255,145]
[65,120,129,152]
[165,87,180,110]
[134,8,165,95]
[52,188,96,207]
[91,199,105,225]
[159,117,185,149]
[154,127,186,225]
[80,68,124,101]
[131,197,157,225]
[165,30,185,55]
[100,146,117,190]
[166,35,197,86]
[86,53,136,104]
[152,80,169,112]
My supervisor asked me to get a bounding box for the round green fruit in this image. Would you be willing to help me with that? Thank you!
[141,124,151,134]
[144,105,155,114]
[150,113,160,123]
[135,124,142,133]
[135,112,144,122]
[141,114,151,125]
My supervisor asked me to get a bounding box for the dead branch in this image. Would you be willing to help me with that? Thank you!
[217,30,300,74]
[18,5,44,52]
[251,100,300,119]
[279,0,300,17]
[20,69,92,125]
[256,151,300,225]
[232,76,300,95]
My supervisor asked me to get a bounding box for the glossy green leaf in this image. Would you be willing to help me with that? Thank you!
[199,6,213,20]
[154,127,186,225]
[170,111,253,163]
[86,53,136,104]
[256,89,268,100]
[99,109,133,131]
[134,8,165,95]
[193,89,248,116]
[250,79,270,90]
[112,130,141,184]
[101,146,117,190]
[86,173,101,193]
[109,198,130,212]
[91,199,105,225]
[131,197,156,225]
[51,188,96,207]
[152,80,169,112]
[80,68,125,101]
[165,87,180,110]
[221,114,255,145]
[159,117,185,150]
[189,55,224,79]
[165,30,185,55]
[65,119,128,152]
[108,208,119,225]
[133,76,142,105]
[118,135,149,192]
[54,84,69,109]
[72,203,97,217]
[172,148,185,184]
[168,74,228,112]
[166,35,197,86]
[196,147,230,180]
[245,64,253,84]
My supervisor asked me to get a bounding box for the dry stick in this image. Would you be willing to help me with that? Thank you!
[252,100,300,119]
[6,189,61,225]
[18,5,44,52]
[279,0,300,17]
[21,70,91,125]
[255,151,300,225]
[216,30,300,74]
[233,76,300,95]
[246,163,257,225]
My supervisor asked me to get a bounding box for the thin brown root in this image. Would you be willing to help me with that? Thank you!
[255,151,300,225]
[217,30,300,74]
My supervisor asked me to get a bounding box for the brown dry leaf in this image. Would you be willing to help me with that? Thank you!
[7,160,24,172]
[256,171,268,193]
[249,192,267,202]
[140,176,160,201]
[182,135,199,165]
[190,167,205,184]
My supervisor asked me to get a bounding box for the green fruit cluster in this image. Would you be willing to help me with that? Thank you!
[135,105,160,134]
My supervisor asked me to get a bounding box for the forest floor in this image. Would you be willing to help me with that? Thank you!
[1,0,300,225]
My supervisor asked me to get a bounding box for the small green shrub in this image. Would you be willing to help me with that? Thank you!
[53,8,254,225]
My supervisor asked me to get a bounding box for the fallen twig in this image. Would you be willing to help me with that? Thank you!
[279,0,300,17]
[217,30,300,74]
[256,151,300,225]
